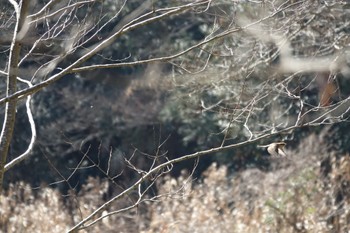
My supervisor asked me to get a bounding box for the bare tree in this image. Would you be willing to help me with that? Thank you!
[0,0,215,191]
[0,0,350,232]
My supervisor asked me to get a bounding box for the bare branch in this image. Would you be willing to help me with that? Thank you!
[0,0,212,106]
[28,0,97,24]
[67,124,301,232]
[4,77,36,172]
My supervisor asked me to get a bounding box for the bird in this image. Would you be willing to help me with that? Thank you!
[258,142,287,157]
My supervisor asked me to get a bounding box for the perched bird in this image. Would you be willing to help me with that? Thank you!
[258,142,287,157]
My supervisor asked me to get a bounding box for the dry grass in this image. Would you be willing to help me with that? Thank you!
[146,133,350,233]
[1,133,350,233]
[0,182,70,233]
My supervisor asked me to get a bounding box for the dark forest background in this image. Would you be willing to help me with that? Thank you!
[1,0,350,232]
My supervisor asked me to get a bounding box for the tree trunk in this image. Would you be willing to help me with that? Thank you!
[0,0,30,193]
